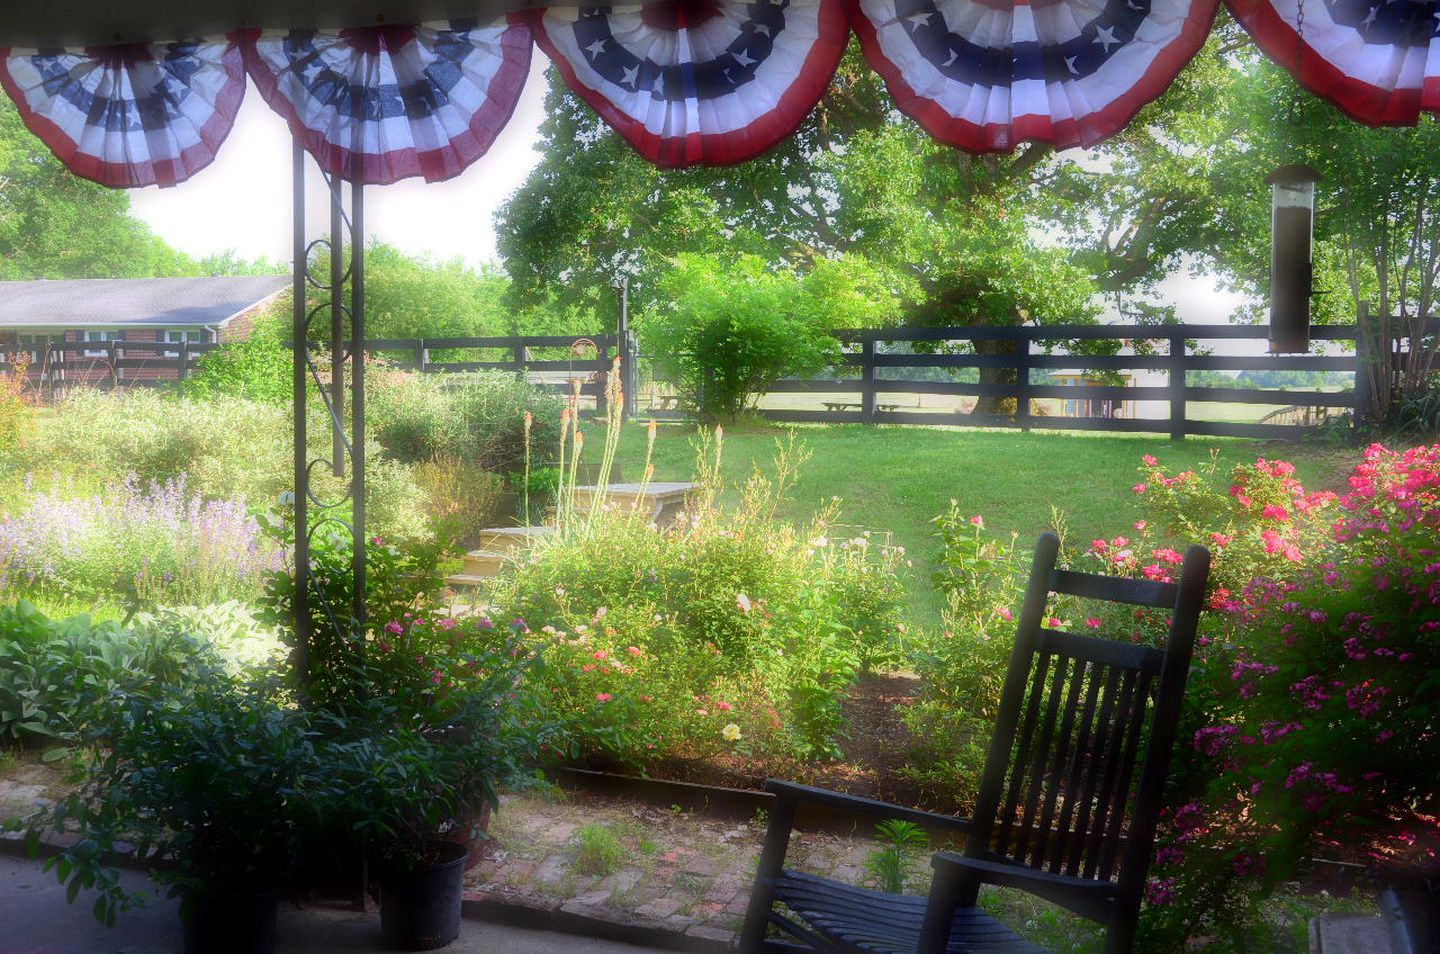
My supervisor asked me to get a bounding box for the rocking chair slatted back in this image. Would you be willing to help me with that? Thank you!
[966,533,1209,922]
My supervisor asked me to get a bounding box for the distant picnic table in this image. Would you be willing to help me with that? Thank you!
[823,401,902,413]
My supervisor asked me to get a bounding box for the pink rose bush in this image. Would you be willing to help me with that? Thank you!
[916,446,1440,948]
[1113,446,1440,949]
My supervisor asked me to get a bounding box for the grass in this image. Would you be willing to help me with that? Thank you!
[573,822,626,877]
[584,420,1354,623]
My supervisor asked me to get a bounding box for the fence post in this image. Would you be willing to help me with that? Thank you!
[108,340,119,390]
[1168,332,1186,441]
[417,339,430,373]
[861,336,877,422]
[1353,304,1371,430]
[1014,330,1032,430]
[178,341,189,384]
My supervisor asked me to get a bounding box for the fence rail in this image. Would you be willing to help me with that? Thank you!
[7,321,1429,439]
[749,323,1378,440]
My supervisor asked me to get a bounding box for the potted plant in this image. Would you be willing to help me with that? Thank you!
[311,614,544,951]
[20,667,315,954]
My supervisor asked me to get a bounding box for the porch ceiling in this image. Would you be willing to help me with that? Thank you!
[0,2,541,46]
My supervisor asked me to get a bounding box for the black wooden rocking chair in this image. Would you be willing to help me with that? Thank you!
[740,532,1210,954]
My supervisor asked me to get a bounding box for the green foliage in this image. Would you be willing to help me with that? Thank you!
[863,819,929,894]
[18,389,290,506]
[0,100,199,279]
[308,616,545,872]
[902,508,1028,808]
[0,475,279,607]
[368,367,563,475]
[1112,447,1440,950]
[642,254,901,421]
[20,670,318,924]
[256,521,452,713]
[0,601,202,747]
[573,823,625,877]
[182,306,292,404]
[489,436,905,766]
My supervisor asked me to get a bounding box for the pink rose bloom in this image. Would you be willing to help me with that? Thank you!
[997,607,1013,622]
[1143,455,1158,466]
[628,646,643,656]
[596,693,612,703]
[1133,483,1147,494]
[1086,617,1101,629]
[717,701,733,711]
[970,515,985,528]
[384,621,404,635]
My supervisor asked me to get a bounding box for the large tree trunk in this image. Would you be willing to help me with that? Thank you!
[971,337,1019,417]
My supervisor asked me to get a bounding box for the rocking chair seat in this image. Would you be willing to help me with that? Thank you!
[770,870,1048,954]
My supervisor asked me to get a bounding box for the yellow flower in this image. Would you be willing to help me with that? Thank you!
[722,723,742,742]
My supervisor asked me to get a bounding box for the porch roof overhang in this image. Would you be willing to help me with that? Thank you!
[0,3,531,46]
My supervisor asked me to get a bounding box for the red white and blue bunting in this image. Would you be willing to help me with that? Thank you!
[1225,0,1440,125]
[0,40,245,188]
[240,19,532,185]
[530,1,850,167]
[7,2,1440,189]
[851,0,1220,152]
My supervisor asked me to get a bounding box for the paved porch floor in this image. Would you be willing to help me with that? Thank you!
[0,854,667,954]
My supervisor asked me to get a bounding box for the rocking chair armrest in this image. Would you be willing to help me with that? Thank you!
[763,780,973,836]
[930,852,1119,923]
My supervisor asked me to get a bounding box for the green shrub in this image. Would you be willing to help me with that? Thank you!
[488,436,906,766]
[0,601,208,747]
[641,254,902,422]
[19,390,290,505]
[899,506,1027,809]
[413,457,510,541]
[130,601,284,675]
[182,306,291,404]
[367,368,562,474]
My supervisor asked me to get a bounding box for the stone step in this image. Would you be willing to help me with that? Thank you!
[571,482,698,526]
[443,573,492,589]
[462,551,507,577]
[476,525,554,554]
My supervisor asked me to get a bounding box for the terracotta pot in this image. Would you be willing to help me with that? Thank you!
[444,803,493,872]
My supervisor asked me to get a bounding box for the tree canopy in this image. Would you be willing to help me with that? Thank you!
[0,100,202,279]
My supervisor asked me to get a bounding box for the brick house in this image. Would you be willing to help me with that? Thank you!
[0,275,287,386]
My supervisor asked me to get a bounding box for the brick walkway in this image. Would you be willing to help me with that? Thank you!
[465,790,927,948]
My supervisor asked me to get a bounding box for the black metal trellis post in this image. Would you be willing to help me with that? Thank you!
[291,141,367,690]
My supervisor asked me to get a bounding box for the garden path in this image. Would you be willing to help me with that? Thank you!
[466,787,937,949]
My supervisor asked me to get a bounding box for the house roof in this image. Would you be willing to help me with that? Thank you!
[0,276,288,328]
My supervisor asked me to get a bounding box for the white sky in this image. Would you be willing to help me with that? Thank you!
[129,56,550,267]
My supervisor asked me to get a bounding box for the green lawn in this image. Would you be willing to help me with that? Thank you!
[586,421,1355,624]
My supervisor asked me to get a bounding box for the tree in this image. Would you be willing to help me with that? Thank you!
[642,253,901,421]
[0,99,201,278]
[494,39,1243,413]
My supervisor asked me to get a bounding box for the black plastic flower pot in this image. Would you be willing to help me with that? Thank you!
[379,841,470,951]
[181,885,280,954]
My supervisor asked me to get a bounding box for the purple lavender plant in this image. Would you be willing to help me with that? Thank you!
[0,473,280,606]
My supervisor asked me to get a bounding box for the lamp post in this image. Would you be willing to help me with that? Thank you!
[1266,164,1322,354]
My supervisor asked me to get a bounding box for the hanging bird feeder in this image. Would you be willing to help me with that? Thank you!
[1266,163,1322,354]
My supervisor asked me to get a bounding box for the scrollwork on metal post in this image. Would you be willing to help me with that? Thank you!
[291,142,367,691]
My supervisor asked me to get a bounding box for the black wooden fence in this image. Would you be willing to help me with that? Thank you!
[754,323,1371,440]
[0,339,220,391]
[0,324,1403,440]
